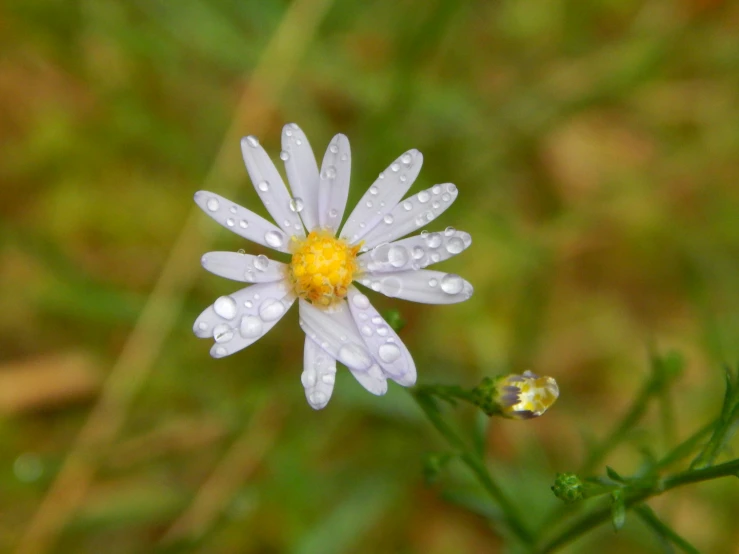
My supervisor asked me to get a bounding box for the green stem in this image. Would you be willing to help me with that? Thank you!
[412,390,534,545]
[536,458,739,553]
[634,505,700,554]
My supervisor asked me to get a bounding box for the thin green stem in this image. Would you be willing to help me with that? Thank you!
[634,505,700,554]
[536,458,739,553]
[412,390,534,545]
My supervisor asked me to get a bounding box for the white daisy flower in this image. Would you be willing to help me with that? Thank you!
[193,123,473,409]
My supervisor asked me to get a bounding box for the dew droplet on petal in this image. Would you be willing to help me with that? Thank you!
[226,218,235,227]
[329,144,339,154]
[446,237,465,254]
[378,343,401,363]
[361,325,373,336]
[239,315,263,338]
[254,254,269,271]
[206,198,219,212]
[412,246,424,260]
[352,293,370,309]
[383,214,394,225]
[289,197,304,213]
[322,373,335,385]
[369,186,378,195]
[264,230,284,248]
[366,200,373,208]
[380,276,403,297]
[245,136,259,148]
[401,153,412,165]
[280,151,290,161]
[442,193,451,202]
[337,344,372,369]
[426,233,442,248]
[301,369,316,387]
[445,226,455,236]
[418,191,430,203]
[371,316,382,325]
[329,208,338,219]
[323,166,337,179]
[403,200,413,211]
[432,185,441,194]
[428,278,438,287]
[258,180,270,192]
[214,346,228,357]
[214,296,238,320]
[399,174,407,183]
[376,325,389,337]
[239,219,248,229]
[391,163,400,172]
[213,323,234,343]
[230,205,237,213]
[440,273,464,294]
[258,298,285,322]
[446,184,457,193]
[387,245,409,268]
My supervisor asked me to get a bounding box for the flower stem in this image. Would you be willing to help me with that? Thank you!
[412,390,534,545]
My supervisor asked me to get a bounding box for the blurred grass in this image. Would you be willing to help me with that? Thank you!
[2,0,739,552]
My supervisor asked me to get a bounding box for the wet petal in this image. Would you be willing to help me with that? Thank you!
[340,149,422,244]
[359,183,458,251]
[302,337,337,409]
[346,286,416,386]
[298,299,373,372]
[240,136,305,238]
[356,269,473,304]
[200,251,286,283]
[318,134,351,233]
[193,281,295,358]
[282,123,320,232]
[194,191,291,253]
[349,363,388,396]
[357,228,472,273]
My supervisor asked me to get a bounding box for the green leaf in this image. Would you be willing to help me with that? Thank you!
[610,490,626,531]
[606,466,626,484]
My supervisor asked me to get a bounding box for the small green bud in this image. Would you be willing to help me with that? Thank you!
[471,371,559,419]
[551,472,584,503]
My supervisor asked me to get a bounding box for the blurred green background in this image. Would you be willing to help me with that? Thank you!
[2,0,739,552]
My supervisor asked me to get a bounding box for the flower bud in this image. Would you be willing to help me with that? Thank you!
[472,370,559,419]
[551,472,584,503]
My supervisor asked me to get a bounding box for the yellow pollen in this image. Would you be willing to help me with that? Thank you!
[289,230,361,306]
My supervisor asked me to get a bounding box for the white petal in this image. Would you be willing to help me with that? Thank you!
[194,191,292,253]
[302,337,337,409]
[349,363,388,396]
[318,134,351,232]
[298,299,373,372]
[358,183,459,251]
[201,251,286,283]
[282,123,320,231]
[346,286,416,386]
[357,270,473,304]
[240,136,305,239]
[357,228,472,273]
[340,149,422,244]
[193,281,295,358]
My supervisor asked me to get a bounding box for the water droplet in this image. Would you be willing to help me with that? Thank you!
[230,205,238,213]
[214,296,238,320]
[322,372,335,385]
[245,136,259,148]
[391,163,400,172]
[401,153,412,165]
[259,298,285,321]
[338,344,372,370]
[198,322,208,331]
[442,193,451,202]
[446,237,465,254]
[387,246,408,268]
[430,252,441,263]
[361,325,373,337]
[432,185,441,194]
[428,278,438,287]
[329,208,338,219]
[206,197,219,211]
[323,166,337,179]
[239,315,263,338]
[214,346,228,357]
[301,369,316,387]
[371,281,381,291]
[378,343,401,363]
[244,300,253,308]
[352,293,370,309]
[329,144,339,154]
[358,312,368,321]
[461,232,472,246]
[445,226,455,236]
[226,218,235,227]
[403,201,413,211]
[369,186,378,195]
[254,254,269,271]
[425,211,434,221]
[285,129,293,137]
[432,201,440,209]
[239,219,248,229]
[412,246,424,259]
[446,183,457,193]
[341,153,348,161]
[213,324,234,343]
[418,191,430,203]
[359,223,365,229]
[399,174,407,182]
[426,233,442,248]
[380,277,403,297]
[296,139,302,146]
[258,180,270,192]
[376,325,389,337]
[284,220,291,228]
[383,214,394,225]
[440,274,464,294]
[280,150,290,161]
[289,197,304,213]
[264,230,284,248]
[366,200,373,208]
[244,270,255,283]
[371,316,383,325]
[415,215,425,226]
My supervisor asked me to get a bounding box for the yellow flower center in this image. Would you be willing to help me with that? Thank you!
[288,230,361,307]
[505,374,559,418]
